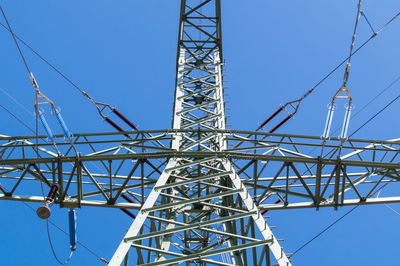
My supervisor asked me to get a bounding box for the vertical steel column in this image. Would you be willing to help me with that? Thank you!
[109,1,291,265]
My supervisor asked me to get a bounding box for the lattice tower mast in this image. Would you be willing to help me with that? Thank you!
[109,1,291,265]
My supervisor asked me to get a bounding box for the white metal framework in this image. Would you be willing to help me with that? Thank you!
[109,1,290,265]
[1,1,400,265]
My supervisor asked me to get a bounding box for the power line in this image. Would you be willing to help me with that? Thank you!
[288,5,400,257]
[0,9,380,121]
[286,65,400,259]
[290,78,400,257]
[0,87,33,116]
[46,220,74,265]
[21,202,108,264]
[349,92,400,138]
[301,7,400,103]
[0,108,106,263]
[3,2,400,266]
[0,103,35,134]
[257,7,400,132]
[384,203,400,217]
[321,0,362,140]
[291,205,358,256]
[350,74,400,122]
[0,176,106,264]
[0,25,112,266]
[291,182,389,258]
[0,19,143,135]
[321,73,400,140]
[0,5,31,73]
[0,20,84,95]
[290,81,400,256]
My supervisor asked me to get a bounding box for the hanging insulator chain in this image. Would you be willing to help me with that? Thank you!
[0,4,73,142]
[31,73,72,141]
[257,106,284,131]
[68,208,77,251]
[54,107,72,139]
[322,103,335,139]
[257,100,300,133]
[270,114,293,133]
[80,90,139,136]
[37,108,55,141]
[257,0,400,135]
[323,77,354,140]
[322,0,362,140]
[340,103,353,139]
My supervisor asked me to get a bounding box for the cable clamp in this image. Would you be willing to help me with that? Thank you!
[29,72,40,91]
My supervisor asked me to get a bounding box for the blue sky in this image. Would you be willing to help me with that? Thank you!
[1,1,400,265]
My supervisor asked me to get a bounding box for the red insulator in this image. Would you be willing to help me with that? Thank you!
[104,117,124,132]
[112,109,139,131]
[121,208,136,219]
[46,184,58,202]
[269,114,293,133]
[104,117,130,137]
[121,193,134,203]
[257,106,284,131]
[120,193,136,219]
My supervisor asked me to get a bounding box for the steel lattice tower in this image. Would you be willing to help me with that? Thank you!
[110,1,290,265]
[1,1,400,265]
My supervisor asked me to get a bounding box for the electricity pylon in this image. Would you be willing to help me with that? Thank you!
[1,1,400,265]
[109,1,290,265]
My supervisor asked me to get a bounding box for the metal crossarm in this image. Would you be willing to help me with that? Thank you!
[1,131,400,210]
[1,133,400,264]
[1,1,400,265]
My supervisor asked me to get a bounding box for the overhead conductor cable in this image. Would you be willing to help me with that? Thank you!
[0,18,160,150]
[0,8,144,218]
[0,4,76,265]
[0,5,71,144]
[257,4,400,133]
